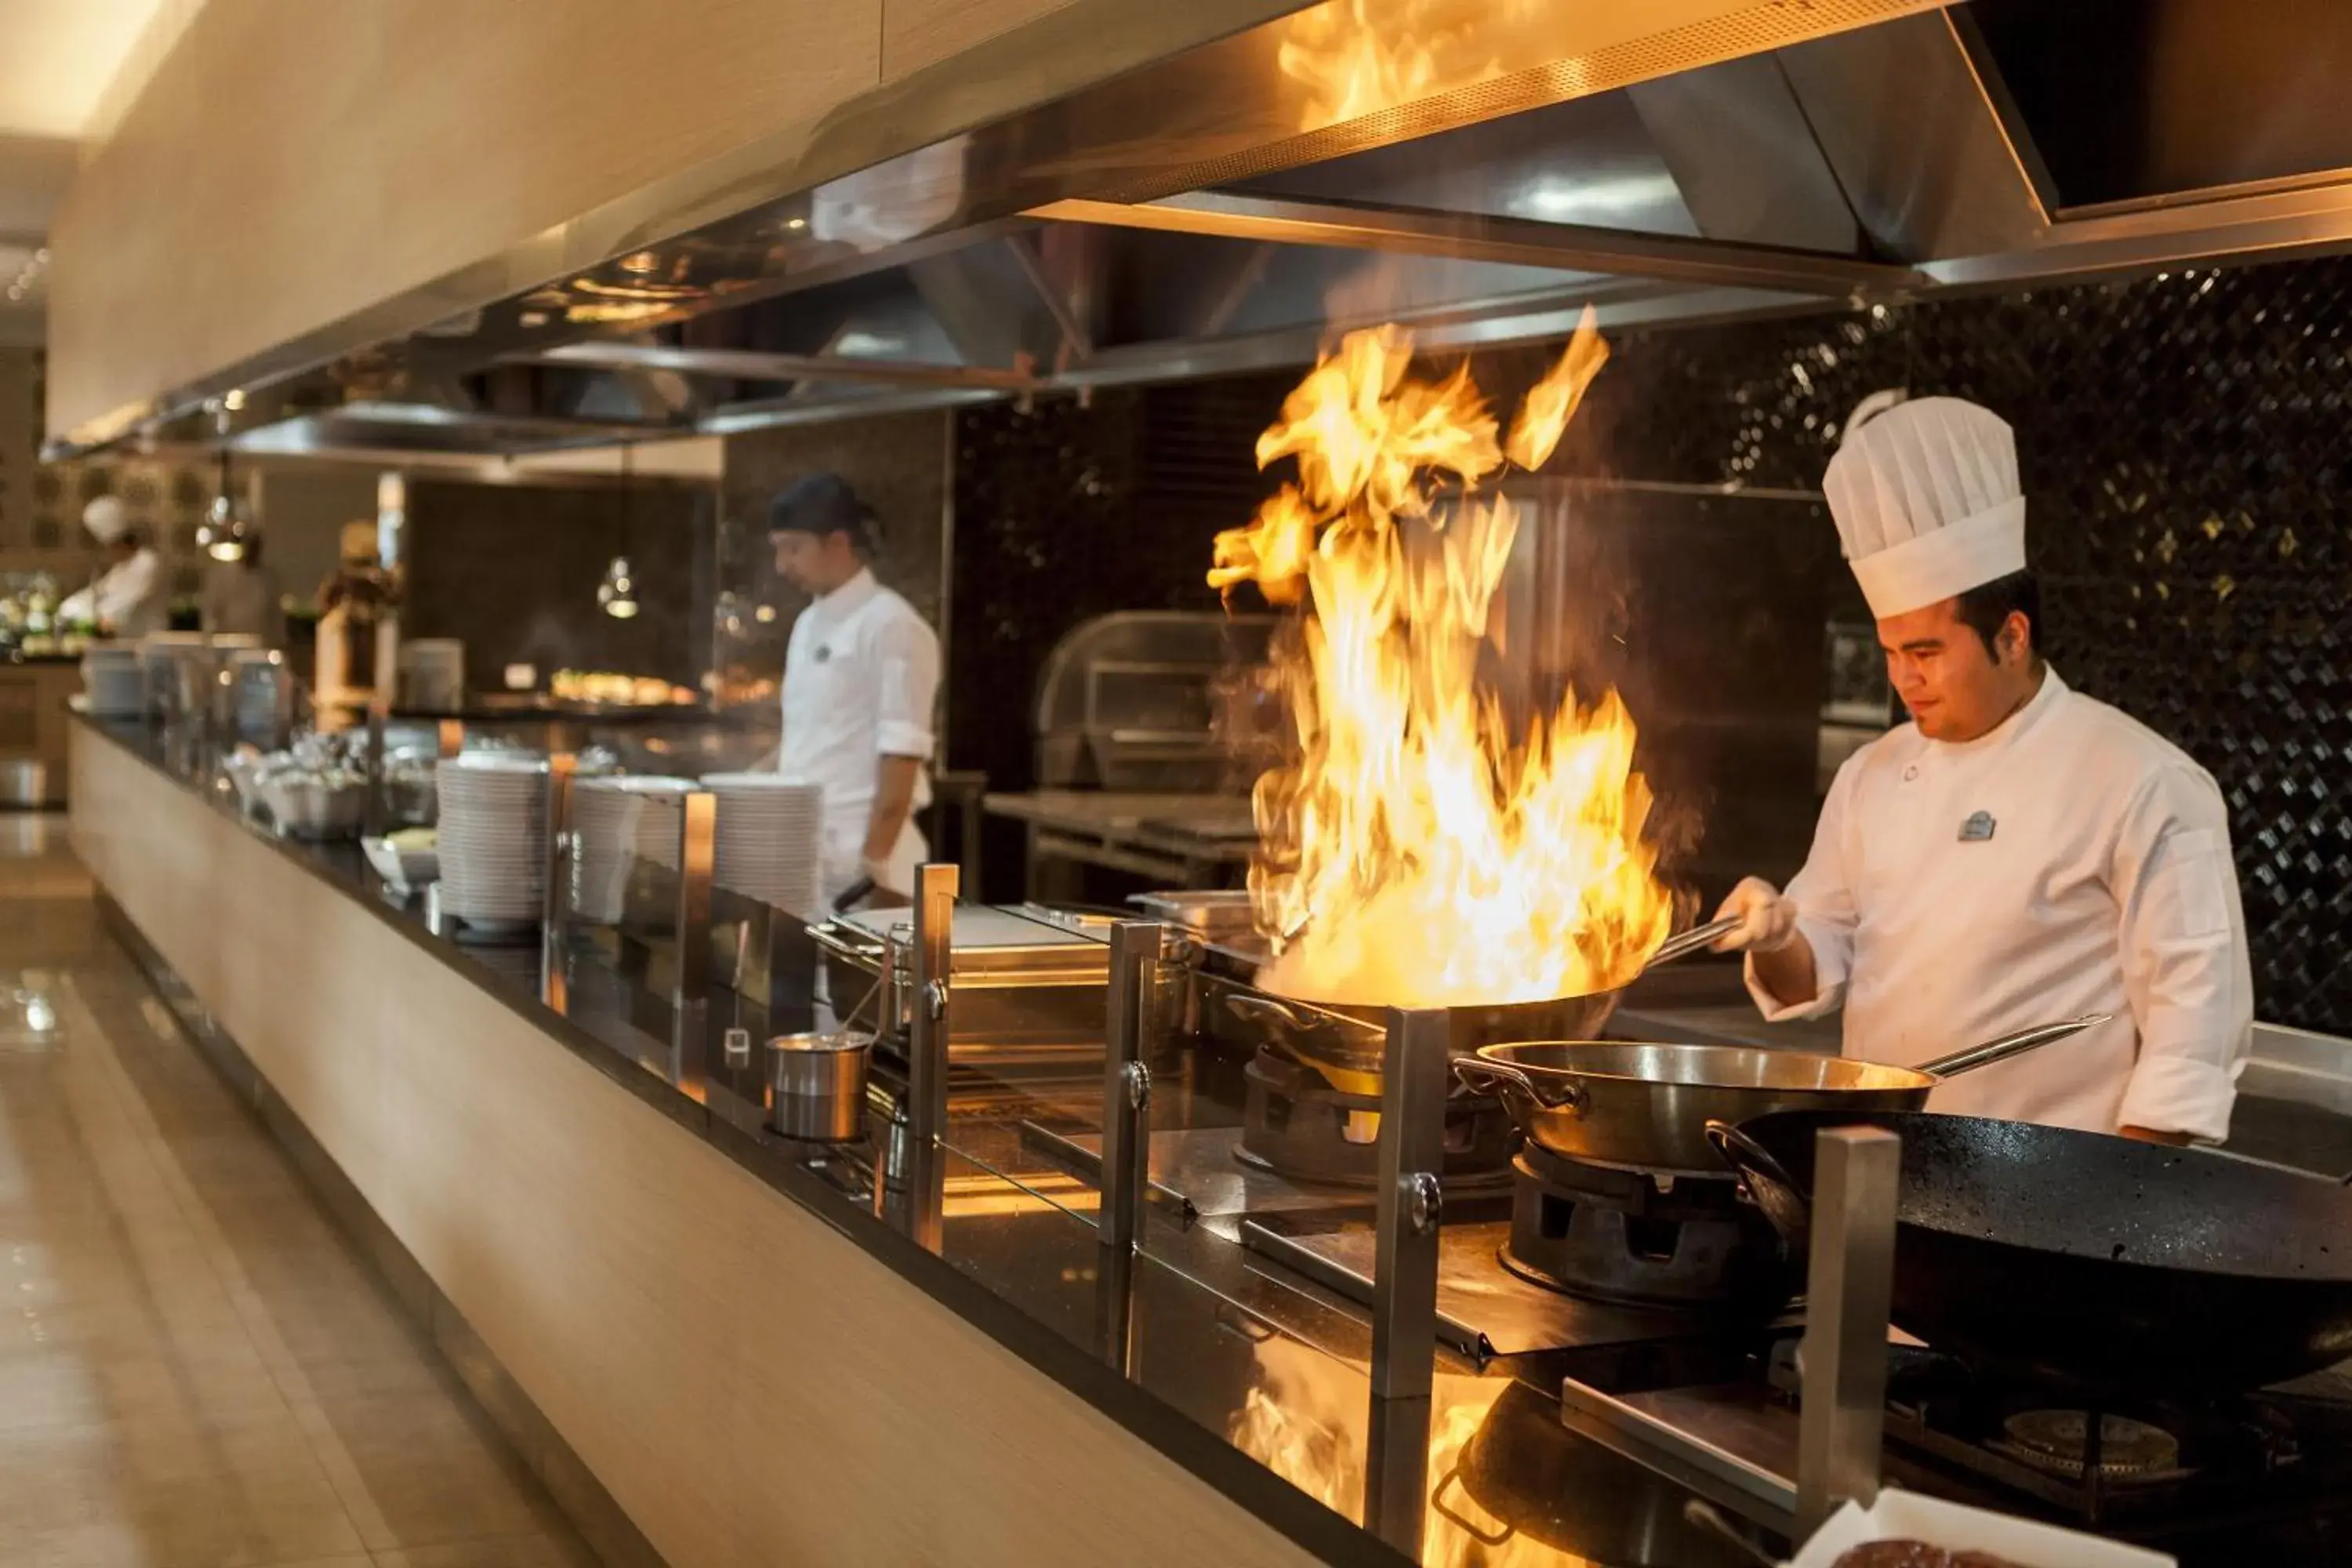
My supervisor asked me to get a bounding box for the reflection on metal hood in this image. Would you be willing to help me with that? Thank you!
[60,0,2352,458]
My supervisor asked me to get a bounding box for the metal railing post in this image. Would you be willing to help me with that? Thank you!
[906,862,960,1252]
[539,752,576,1008]
[668,788,717,1066]
[1795,1125,1900,1537]
[1096,919,1160,1370]
[1367,1004,1447,1555]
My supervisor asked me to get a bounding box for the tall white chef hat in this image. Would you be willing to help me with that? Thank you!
[1822,391,2025,619]
[82,495,129,544]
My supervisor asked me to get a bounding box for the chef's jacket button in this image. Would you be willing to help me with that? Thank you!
[1902,764,1918,782]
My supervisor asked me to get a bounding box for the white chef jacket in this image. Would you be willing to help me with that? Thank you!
[94,548,169,638]
[1750,669,2252,1142]
[779,568,939,899]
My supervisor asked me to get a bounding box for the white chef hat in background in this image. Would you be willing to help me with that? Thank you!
[82,495,129,544]
[1823,392,2024,619]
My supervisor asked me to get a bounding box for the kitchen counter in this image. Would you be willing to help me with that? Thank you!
[77,713,1779,1568]
[71,715,2352,1567]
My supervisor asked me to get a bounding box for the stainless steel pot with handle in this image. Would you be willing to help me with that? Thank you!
[1455,1014,2108,1173]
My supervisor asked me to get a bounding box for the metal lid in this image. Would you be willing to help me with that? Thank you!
[768,1031,873,1054]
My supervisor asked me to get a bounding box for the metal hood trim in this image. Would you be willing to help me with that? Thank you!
[51,0,1940,458]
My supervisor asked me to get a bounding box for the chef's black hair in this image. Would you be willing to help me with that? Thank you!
[766,472,876,557]
[1953,570,2041,663]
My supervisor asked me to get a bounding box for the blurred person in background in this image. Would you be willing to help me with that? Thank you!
[75,497,169,638]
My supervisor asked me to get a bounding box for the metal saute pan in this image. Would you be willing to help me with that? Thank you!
[1707,1109,2352,1397]
[1221,915,1740,1097]
[1455,1014,2105,1173]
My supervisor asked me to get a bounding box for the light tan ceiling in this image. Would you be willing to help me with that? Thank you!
[0,0,172,143]
[0,0,182,339]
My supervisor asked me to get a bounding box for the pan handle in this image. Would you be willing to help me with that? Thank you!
[1429,1464,1515,1548]
[1916,1012,2111,1080]
[1224,991,1319,1037]
[1704,1119,1804,1200]
[1453,1056,1586,1115]
[1643,913,1743,972]
[1681,1500,1782,1568]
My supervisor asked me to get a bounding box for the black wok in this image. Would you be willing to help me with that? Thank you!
[1708,1111,2352,1397]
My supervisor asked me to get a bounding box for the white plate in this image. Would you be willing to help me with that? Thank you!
[1789,1490,2175,1568]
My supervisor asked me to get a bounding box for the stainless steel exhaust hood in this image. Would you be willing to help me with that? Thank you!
[56,0,2352,459]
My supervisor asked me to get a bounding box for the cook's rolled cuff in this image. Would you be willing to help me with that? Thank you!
[2117,1051,2239,1143]
[875,716,935,759]
[1743,913,1849,1023]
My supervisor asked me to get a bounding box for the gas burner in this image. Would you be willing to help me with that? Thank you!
[1997,1410,2186,1482]
[1501,1142,1793,1309]
[1234,1047,1515,1189]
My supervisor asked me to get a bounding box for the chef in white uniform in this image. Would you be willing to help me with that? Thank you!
[81,497,170,637]
[768,474,941,904]
[1713,393,2252,1144]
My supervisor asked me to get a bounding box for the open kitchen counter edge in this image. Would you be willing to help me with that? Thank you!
[65,713,1394,1568]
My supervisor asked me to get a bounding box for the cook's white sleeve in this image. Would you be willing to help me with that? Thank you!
[872,612,941,761]
[96,551,158,629]
[2111,764,2252,1142]
[1745,752,1863,1023]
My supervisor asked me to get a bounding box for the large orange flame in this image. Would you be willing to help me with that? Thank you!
[1211,310,1672,1007]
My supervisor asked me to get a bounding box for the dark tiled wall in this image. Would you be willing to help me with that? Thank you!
[946,380,1287,800]
[402,477,710,691]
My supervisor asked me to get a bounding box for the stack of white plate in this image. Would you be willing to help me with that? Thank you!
[435,754,550,934]
[82,647,145,717]
[571,775,691,922]
[699,772,825,920]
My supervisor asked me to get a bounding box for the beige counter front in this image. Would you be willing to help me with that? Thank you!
[69,720,1327,1568]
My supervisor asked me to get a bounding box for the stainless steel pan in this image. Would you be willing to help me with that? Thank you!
[1220,916,1740,1097]
[1455,1014,2107,1173]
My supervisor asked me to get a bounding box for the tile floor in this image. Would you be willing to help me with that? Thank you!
[0,817,599,1568]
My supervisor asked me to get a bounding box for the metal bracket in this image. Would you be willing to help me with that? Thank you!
[1371,1007,1449,1403]
[1795,1125,1900,1537]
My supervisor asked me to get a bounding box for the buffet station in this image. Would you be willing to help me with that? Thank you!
[45,0,2352,1563]
[68,303,2352,1568]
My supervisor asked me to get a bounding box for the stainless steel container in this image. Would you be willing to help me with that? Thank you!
[810,903,1115,1065]
[768,1031,870,1142]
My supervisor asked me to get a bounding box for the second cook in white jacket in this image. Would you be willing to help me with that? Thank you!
[1714,393,2252,1144]
[769,474,941,904]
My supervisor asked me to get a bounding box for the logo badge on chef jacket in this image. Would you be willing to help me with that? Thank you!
[1958,810,1997,843]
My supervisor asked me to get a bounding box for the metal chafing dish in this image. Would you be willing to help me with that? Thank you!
[811,902,1116,1065]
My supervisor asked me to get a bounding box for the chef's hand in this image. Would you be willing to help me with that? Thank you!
[859,854,911,909]
[1711,877,1799,954]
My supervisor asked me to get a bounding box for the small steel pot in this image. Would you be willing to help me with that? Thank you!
[768,1031,871,1142]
